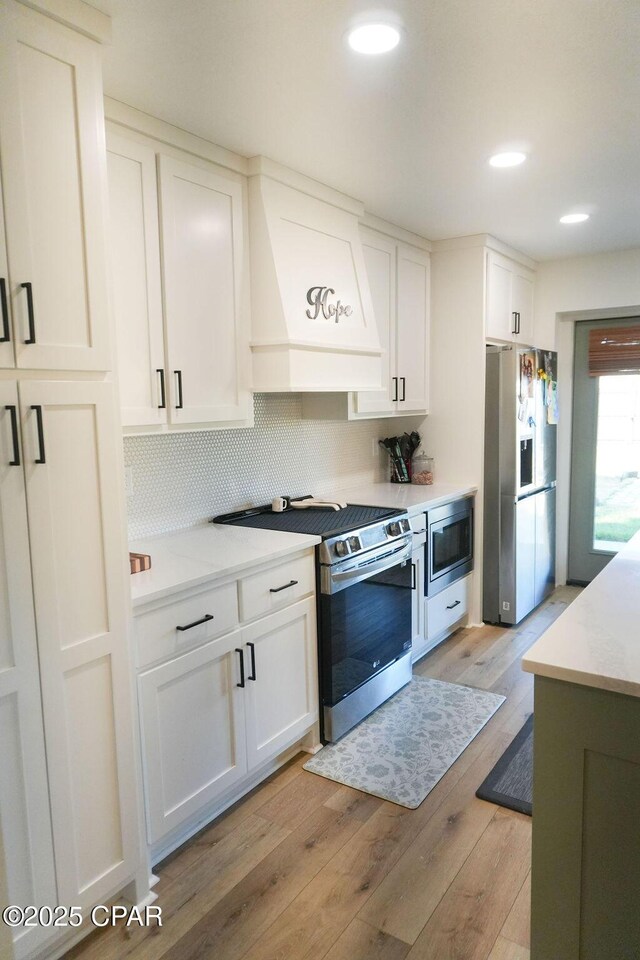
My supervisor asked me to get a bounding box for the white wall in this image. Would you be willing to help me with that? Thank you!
[535,248,640,581]
[535,248,640,349]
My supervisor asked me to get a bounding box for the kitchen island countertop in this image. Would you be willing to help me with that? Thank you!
[129,524,321,608]
[522,530,640,698]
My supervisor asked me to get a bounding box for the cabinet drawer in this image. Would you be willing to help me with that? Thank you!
[135,581,239,669]
[239,553,315,622]
[426,575,470,642]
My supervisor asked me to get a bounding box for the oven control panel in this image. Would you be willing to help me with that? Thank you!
[386,518,411,538]
[322,513,411,565]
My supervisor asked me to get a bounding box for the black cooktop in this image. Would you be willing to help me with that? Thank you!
[212,499,401,539]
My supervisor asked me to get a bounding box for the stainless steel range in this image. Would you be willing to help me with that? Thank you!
[213,498,413,742]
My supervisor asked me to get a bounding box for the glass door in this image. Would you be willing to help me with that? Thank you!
[568,318,640,583]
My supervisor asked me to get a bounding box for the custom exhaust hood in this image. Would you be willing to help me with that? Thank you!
[247,158,382,392]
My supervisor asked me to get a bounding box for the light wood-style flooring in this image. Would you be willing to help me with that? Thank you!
[66,587,580,960]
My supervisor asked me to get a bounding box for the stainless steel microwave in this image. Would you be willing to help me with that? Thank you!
[425,497,474,596]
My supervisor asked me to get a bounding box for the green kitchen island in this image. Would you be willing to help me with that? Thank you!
[522,532,640,960]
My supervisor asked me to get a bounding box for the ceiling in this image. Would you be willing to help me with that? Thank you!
[96,0,640,261]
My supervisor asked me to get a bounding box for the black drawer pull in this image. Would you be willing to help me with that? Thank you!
[176,613,214,632]
[446,599,461,610]
[413,528,426,534]
[31,405,45,463]
[269,579,298,594]
[235,647,245,688]
[22,282,36,344]
[175,369,183,409]
[400,376,406,401]
[5,406,20,466]
[392,376,398,402]
[157,369,166,409]
[247,641,257,681]
[411,562,417,591]
[0,278,9,342]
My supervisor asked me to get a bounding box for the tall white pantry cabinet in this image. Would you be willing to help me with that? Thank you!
[0,3,142,959]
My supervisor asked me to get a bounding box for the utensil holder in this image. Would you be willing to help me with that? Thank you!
[390,456,412,483]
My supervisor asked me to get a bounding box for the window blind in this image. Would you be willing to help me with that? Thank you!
[588,325,640,376]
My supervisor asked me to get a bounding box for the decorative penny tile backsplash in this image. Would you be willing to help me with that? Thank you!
[124,394,424,539]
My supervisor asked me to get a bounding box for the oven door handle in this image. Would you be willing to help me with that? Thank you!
[330,541,412,584]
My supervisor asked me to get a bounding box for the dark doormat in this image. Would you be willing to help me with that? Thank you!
[476,714,533,816]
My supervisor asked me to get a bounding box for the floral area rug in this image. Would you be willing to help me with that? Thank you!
[304,676,505,808]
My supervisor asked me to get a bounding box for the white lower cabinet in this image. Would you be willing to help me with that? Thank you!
[139,628,248,843]
[136,589,317,852]
[243,599,317,769]
[425,575,471,648]
[0,380,140,958]
[0,387,56,960]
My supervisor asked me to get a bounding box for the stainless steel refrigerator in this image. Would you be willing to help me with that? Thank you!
[483,345,558,625]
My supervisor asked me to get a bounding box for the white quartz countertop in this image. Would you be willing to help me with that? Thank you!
[129,524,321,607]
[323,481,477,516]
[128,481,475,608]
[522,531,640,698]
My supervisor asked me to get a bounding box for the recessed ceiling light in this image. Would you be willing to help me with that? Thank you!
[559,213,590,224]
[347,23,401,55]
[489,151,527,168]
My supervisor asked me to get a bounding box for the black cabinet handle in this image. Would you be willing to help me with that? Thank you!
[31,405,45,463]
[176,613,214,632]
[269,579,298,594]
[392,376,398,402]
[411,562,417,591]
[517,312,521,334]
[235,647,245,688]
[175,370,183,409]
[247,641,257,681]
[400,377,406,402]
[512,311,519,335]
[21,283,36,344]
[446,599,461,610]
[0,278,9,343]
[5,406,20,466]
[157,369,166,409]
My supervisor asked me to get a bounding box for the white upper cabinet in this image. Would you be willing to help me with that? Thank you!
[106,127,252,431]
[0,176,14,369]
[486,249,535,345]
[396,243,430,411]
[0,2,111,370]
[159,155,250,425]
[106,133,165,427]
[355,229,396,416]
[352,228,430,418]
